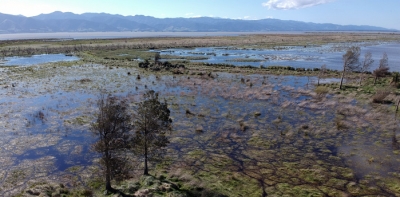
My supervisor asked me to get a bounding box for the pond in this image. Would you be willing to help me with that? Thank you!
[158,42,400,72]
[2,54,79,66]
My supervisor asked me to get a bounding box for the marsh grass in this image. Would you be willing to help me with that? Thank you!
[372,89,391,103]
[315,86,329,97]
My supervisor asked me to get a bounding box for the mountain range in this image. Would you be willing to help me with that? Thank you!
[0,11,395,33]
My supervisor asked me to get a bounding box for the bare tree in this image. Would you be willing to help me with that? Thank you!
[131,90,172,175]
[340,46,360,89]
[373,52,390,85]
[91,94,131,192]
[317,64,327,86]
[359,51,374,85]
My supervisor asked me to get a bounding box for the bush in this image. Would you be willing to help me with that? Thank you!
[80,189,93,197]
[315,86,329,96]
[372,89,390,103]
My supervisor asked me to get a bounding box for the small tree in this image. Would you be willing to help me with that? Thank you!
[340,46,360,90]
[373,52,390,85]
[359,51,374,85]
[132,90,172,175]
[91,94,131,192]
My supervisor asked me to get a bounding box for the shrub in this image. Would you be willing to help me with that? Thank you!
[315,86,329,97]
[80,189,93,197]
[372,89,390,103]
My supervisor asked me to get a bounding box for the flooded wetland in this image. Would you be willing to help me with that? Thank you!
[0,32,400,196]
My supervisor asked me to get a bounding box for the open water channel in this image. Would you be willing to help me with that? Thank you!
[158,42,400,71]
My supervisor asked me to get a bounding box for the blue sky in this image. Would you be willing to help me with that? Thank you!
[0,0,399,30]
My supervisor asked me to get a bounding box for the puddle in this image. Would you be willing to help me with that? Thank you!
[3,54,79,66]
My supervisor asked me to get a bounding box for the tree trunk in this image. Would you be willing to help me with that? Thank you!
[144,156,149,175]
[105,153,113,192]
[374,76,377,85]
[396,98,400,113]
[106,174,112,191]
[144,135,149,175]
[339,65,346,90]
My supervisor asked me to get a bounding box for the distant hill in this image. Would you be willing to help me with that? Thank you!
[0,11,395,33]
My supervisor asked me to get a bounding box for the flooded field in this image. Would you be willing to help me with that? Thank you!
[158,42,400,71]
[0,59,399,196]
[0,32,400,196]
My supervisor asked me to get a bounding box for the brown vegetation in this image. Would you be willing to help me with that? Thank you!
[372,89,391,103]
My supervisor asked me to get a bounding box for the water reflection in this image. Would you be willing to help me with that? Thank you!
[4,54,79,66]
[158,42,400,71]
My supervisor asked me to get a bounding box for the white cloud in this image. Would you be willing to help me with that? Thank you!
[0,0,78,16]
[232,16,261,20]
[262,0,335,10]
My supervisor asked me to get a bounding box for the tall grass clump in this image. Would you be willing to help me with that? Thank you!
[315,86,329,99]
[372,89,390,103]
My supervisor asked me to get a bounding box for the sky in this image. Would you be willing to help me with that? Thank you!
[0,0,399,30]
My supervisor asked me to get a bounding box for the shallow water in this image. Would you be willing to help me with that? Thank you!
[3,54,79,66]
[158,42,400,71]
[0,64,399,195]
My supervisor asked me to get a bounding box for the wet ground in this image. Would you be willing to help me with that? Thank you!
[0,52,399,196]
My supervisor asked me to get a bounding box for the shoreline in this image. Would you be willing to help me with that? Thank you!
[1,31,400,40]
